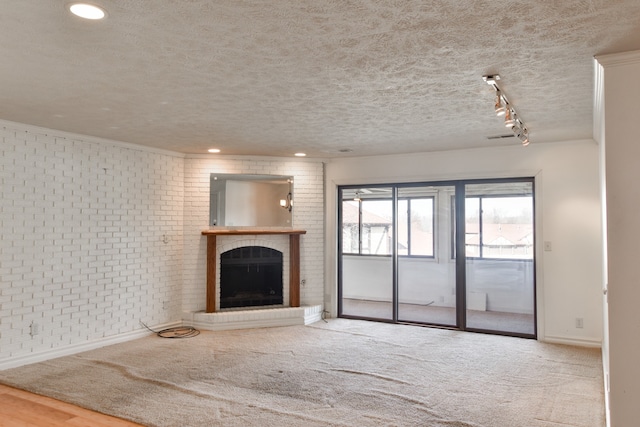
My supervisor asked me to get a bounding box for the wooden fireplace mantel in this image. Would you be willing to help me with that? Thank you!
[201,228,307,313]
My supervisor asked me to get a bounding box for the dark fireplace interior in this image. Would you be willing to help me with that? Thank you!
[220,246,283,309]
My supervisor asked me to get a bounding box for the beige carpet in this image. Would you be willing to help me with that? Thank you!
[0,319,603,427]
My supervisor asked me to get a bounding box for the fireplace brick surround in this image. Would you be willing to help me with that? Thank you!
[187,228,322,331]
[201,228,306,313]
[181,158,325,333]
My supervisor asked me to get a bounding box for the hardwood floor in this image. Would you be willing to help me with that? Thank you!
[0,384,143,427]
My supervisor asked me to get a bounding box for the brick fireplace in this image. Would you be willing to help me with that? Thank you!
[201,228,306,313]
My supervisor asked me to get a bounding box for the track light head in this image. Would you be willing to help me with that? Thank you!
[513,120,523,134]
[504,109,516,128]
[519,129,530,146]
[494,92,506,116]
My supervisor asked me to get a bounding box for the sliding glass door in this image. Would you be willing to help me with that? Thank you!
[464,181,535,335]
[339,186,394,321]
[338,178,536,338]
[397,185,457,327]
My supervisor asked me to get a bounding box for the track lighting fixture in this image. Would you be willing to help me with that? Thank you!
[519,129,530,146]
[483,74,530,146]
[512,122,530,146]
[504,109,515,128]
[494,91,506,116]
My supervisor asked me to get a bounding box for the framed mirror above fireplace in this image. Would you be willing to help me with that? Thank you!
[209,174,293,227]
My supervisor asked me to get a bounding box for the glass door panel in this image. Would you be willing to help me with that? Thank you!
[339,187,394,321]
[397,185,457,326]
[464,181,535,336]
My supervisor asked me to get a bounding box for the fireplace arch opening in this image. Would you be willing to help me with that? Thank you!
[219,246,284,309]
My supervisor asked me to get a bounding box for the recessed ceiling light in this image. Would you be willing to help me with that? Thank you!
[68,3,107,20]
[208,148,221,153]
[294,153,306,157]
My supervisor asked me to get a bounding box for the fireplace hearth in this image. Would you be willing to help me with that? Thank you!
[220,246,283,309]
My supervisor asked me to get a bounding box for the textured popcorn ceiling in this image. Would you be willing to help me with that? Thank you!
[0,1,639,157]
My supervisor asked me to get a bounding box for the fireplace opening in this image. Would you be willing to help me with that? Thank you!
[220,246,284,309]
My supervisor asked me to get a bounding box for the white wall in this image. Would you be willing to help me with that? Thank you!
[325,141,603,345]
[0,121,184,368]
[182,156,324,314]
[597,50,640,427]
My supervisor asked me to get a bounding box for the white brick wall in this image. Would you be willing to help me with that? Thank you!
[0,123,184,361]
[182,157,324,313]
[0,121,325,365]
[0,122,324,363]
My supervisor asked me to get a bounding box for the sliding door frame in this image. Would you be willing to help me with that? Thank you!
[337,177,536,339]
[455,181,467,331]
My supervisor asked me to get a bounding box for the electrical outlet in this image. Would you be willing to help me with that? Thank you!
[30,322,39,336]
[544,241,552,251]
[575,318,584,329]
[301,279,306,286]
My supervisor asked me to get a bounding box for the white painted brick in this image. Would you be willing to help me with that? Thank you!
[182,157,324,313]
[1,122,185,361]
[1,121,325,363]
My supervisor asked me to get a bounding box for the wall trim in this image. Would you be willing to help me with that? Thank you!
[0,119,185,158]
[185,153,329,162]
[0,321,181,371]
[542,334,602,348]
[0,117,332,162]
[603,347,611,426]
[595,49,640,67]
[593,59,605,145]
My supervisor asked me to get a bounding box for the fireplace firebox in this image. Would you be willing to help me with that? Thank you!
[201,228,306,313]
[219,246,283,309]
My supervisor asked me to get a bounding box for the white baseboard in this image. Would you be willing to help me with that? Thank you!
[542,334,602,348]
[0,321,181,371]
